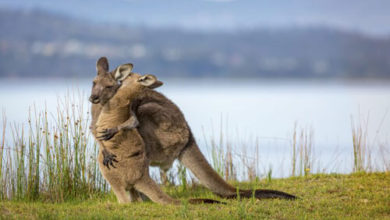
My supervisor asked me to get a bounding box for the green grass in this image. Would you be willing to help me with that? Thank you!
[0,95,109,201]
[1,172,389,219]
[1,93,389,219]
[1,93,389,201]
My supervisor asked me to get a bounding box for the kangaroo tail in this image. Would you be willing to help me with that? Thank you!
[188,198,226,204]
[178,135,237,196]
[179,134,297,200]
[228,189,297,200]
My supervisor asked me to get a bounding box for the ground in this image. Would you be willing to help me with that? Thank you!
[1,173,389,219]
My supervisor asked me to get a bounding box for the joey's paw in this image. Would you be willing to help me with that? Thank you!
[102,150,118,169]
[97,127,118,141]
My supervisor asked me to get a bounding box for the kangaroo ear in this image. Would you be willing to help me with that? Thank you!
[138,74,163,89]
[114,63,133,82]
[96,57,109,74]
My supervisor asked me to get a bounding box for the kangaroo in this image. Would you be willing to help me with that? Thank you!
[90,57,296,200]
[95,68,221,205]
[90,58,171,182]
[90,57,123,167]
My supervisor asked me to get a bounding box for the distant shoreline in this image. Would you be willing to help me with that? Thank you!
[1,76,390,85]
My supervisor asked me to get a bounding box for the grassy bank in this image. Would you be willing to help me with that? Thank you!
[0,93,389,219]
[1,172,389,219]
[0,93,389,200]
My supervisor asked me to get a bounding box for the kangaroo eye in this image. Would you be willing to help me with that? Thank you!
[106,85,113,89]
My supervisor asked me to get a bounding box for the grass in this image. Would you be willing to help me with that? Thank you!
[0,92,390,218]
[351,116,370,173]
[1,172,389,219]
[0,94,108,201]
[291,124,315,177]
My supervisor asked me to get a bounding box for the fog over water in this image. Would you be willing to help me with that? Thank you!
[1,78,389,177]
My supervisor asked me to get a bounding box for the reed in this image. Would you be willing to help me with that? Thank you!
[0,111,6,199]
[0,93,108,201]
[202,117,237,181]
[290,124,315,176]
[351,116,370,172]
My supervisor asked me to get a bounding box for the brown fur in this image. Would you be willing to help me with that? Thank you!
[96,74,181,204]
[95,72,222,204]
[89,57,120,135]
[90,57,296,202]
[132,84,295,199]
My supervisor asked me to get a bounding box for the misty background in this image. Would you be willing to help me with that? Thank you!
[0,0,390,78]
[0,0,389,176]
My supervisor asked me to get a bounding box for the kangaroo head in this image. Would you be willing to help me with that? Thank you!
[89,57,133,105]
[122,73,163,91]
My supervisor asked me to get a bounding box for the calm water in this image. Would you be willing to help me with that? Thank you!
[1,78,389,177]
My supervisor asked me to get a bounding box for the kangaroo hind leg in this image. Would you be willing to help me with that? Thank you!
[134,175,180,205]
[111,184,131,204]
[129,188,144,202]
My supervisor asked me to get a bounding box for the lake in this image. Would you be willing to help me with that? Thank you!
[0,78,389,177]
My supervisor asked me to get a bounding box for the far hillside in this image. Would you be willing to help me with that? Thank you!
[1,8,390,79]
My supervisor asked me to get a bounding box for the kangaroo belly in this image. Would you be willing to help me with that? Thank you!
[98,149,147,187]
[98,130,148,186]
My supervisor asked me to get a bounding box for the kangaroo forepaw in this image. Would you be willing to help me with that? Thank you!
[102,149,118,169]
[97,127,118,141]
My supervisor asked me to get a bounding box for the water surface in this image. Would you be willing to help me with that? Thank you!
[1,78,389,177]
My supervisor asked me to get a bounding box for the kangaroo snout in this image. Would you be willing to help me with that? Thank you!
[89,95,100,104]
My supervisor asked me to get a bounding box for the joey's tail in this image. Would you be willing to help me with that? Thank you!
[179,136,296,200]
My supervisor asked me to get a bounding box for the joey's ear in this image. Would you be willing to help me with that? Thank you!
[96,57,109,74]
[138,74,163,89]
[114,63,133,82]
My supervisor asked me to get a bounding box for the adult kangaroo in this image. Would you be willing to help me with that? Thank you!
[90,57,296,200]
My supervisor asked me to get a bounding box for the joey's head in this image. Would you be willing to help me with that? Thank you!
[89,57,133,105]
[121,73,163,92]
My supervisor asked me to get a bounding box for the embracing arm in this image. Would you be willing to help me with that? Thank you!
[118,110,139,131]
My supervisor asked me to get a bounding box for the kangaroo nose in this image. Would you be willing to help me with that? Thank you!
[89,95,100,104]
